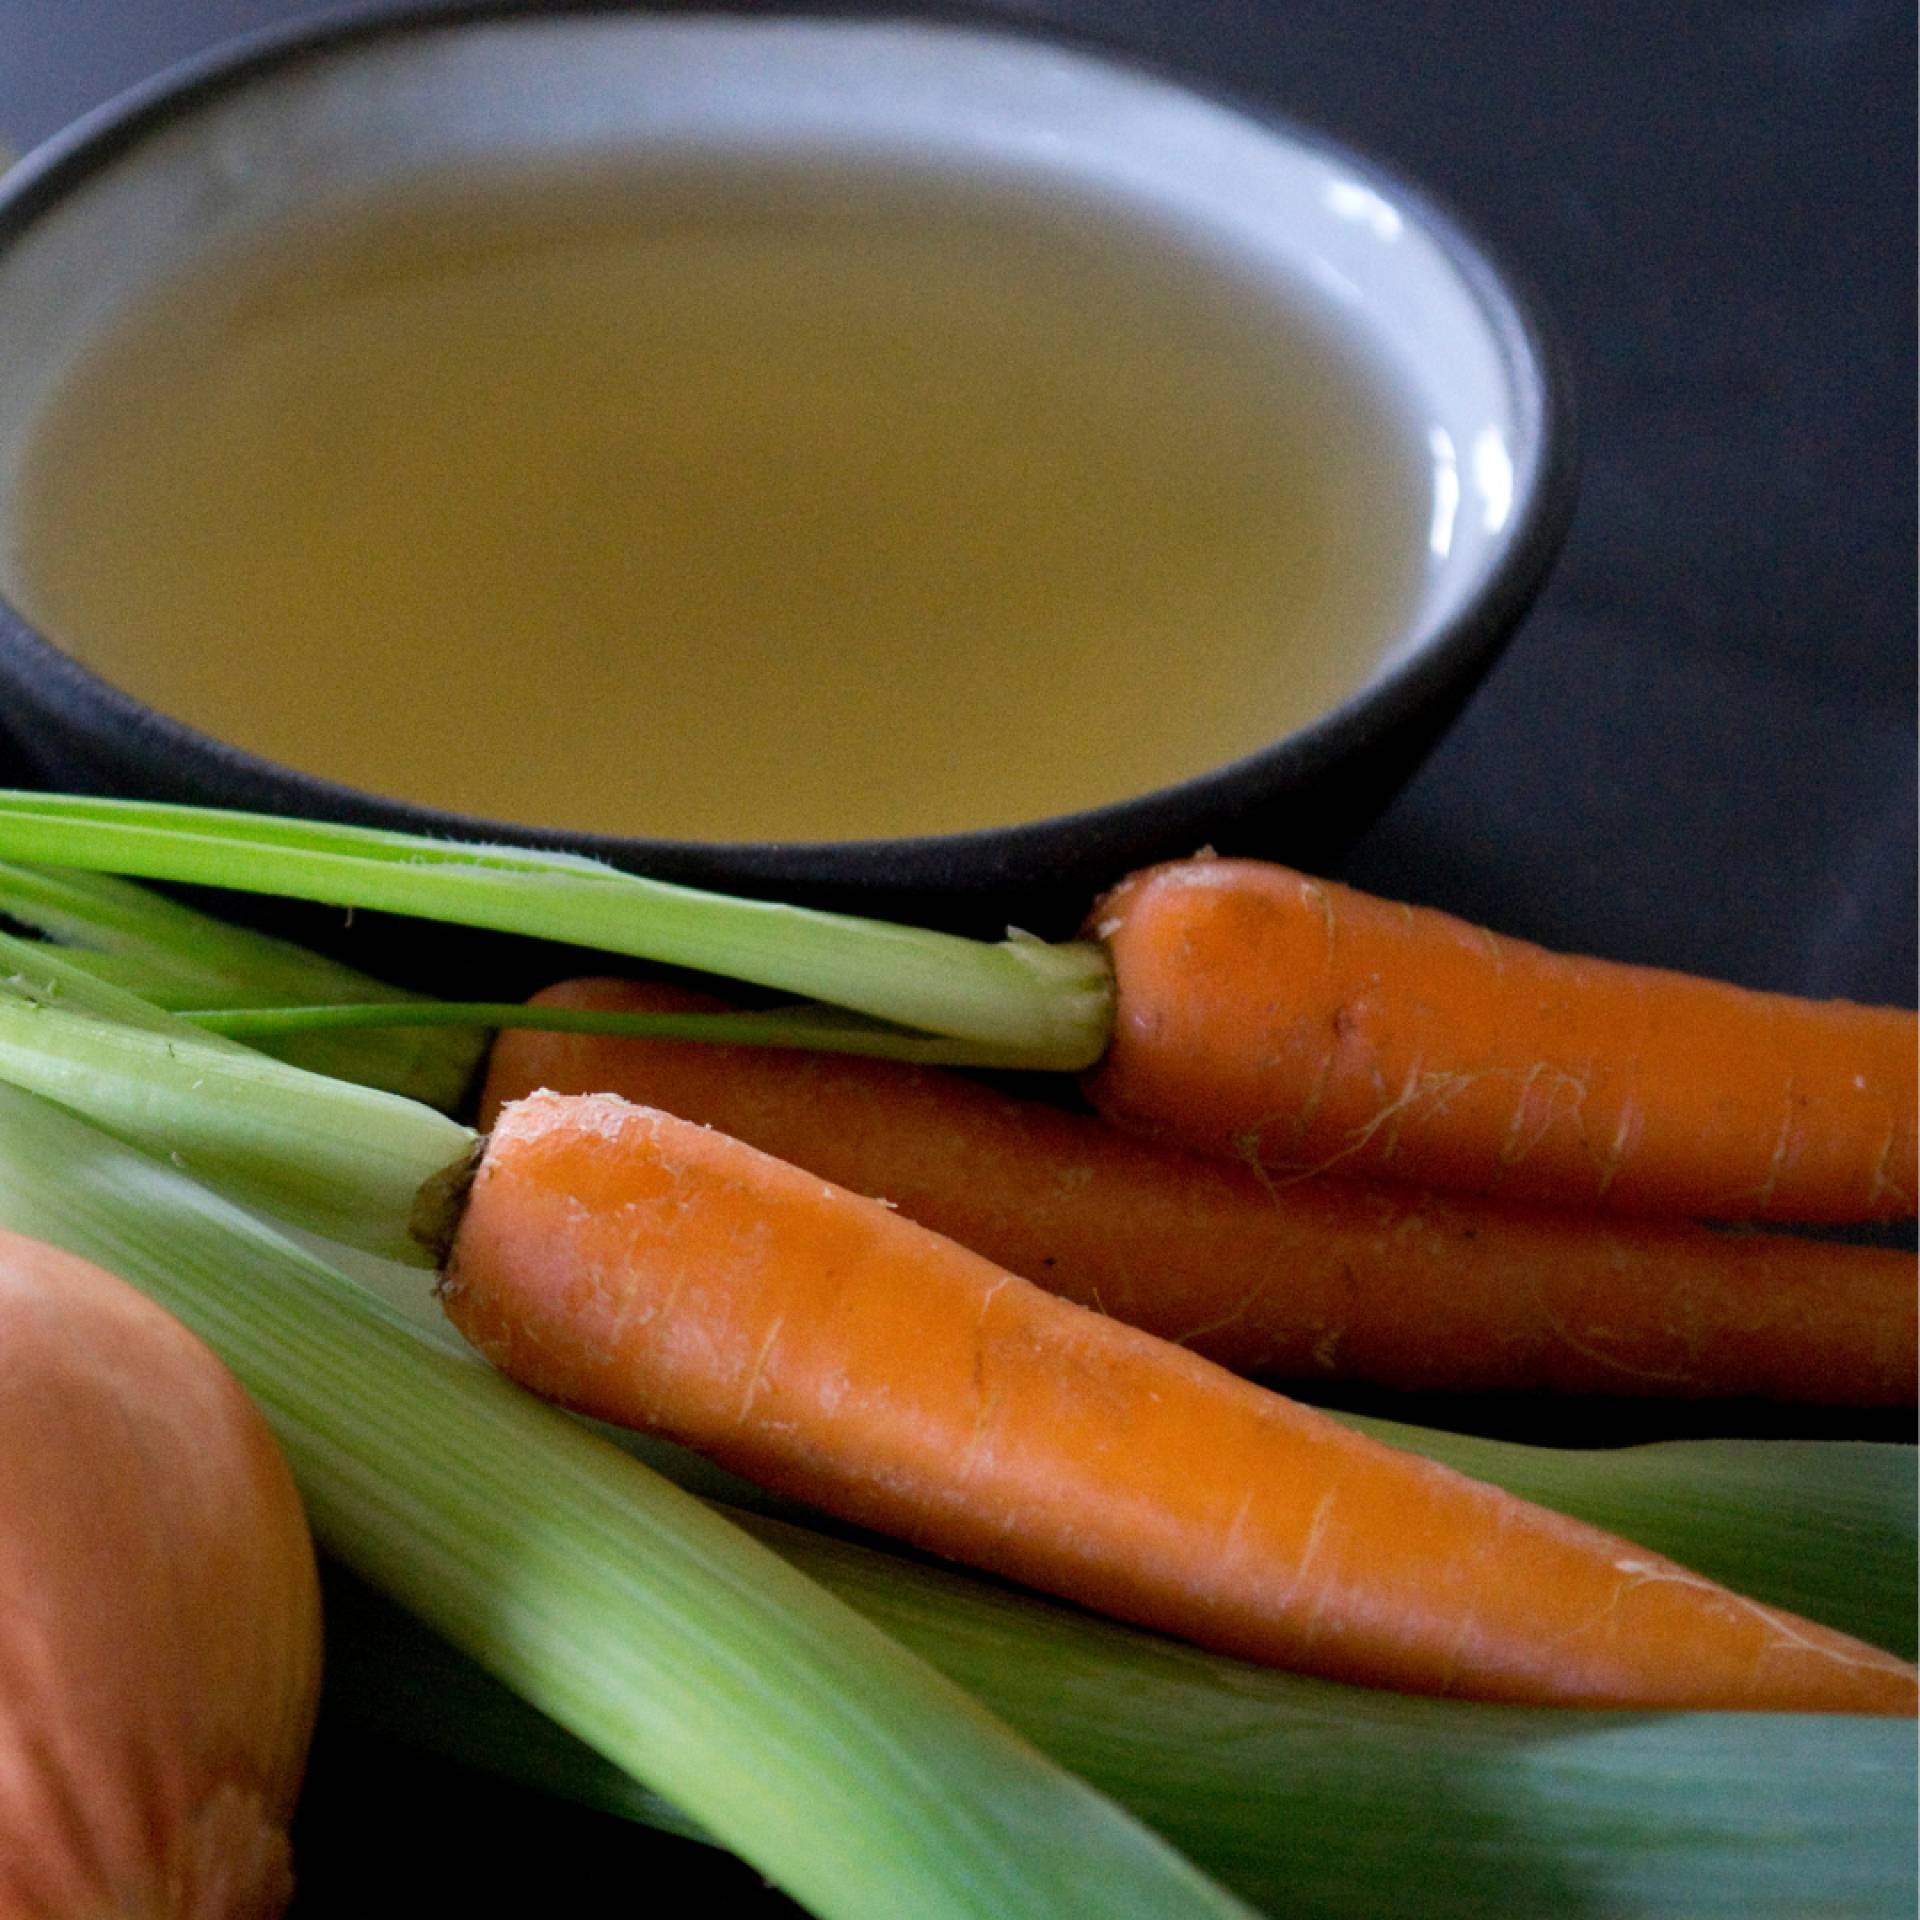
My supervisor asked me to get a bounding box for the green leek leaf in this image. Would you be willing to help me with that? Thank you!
[320,1525,1918,1920]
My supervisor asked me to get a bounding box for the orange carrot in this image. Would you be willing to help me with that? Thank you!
[482,979,1918,1406]
[442,1089,1917,1715]
[1081,858,1919,1224]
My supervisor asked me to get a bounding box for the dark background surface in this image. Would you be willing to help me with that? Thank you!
[0,0,1913,1909]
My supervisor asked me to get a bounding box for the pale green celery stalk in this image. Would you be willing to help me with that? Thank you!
[321,1526,1917,1920]
[0,860,484,1108]
[0,1083,1246,1920]
[0,793,1114,1067]
[0,933,471,1264]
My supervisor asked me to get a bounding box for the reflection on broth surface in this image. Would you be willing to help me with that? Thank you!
[8,159,1432,841]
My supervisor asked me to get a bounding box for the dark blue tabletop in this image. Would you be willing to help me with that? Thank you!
[1,1,1912,1909]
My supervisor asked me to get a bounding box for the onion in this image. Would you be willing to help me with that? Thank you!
[0,1229,322,1918]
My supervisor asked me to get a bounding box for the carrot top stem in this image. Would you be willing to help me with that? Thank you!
[0,793,1113,1068]
[175,999,1058,1069]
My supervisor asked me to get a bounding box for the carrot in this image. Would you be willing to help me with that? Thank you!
[482,979,1918,1407]
[12,795,1911,1223]
[1081,857,1919,1223]
[441,1089,1918,1715]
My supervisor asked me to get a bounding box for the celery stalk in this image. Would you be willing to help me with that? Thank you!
[0,1082,1246,1920]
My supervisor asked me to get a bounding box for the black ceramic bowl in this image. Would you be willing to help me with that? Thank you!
[0,2,1573,955]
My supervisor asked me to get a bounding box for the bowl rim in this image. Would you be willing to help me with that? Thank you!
[0,0,1578,896]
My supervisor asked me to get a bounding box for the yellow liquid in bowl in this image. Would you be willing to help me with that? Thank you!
[7,160,1430,842]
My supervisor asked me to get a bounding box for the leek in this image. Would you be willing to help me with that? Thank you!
[0,1081,1244,1920]
[320,1528,1917,1920]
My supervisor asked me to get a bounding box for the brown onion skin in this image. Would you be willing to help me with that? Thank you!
[0,1230,323,1919]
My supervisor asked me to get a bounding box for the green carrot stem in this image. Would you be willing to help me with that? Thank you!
[0,793,1113,1067]
[178,999,1056,1069]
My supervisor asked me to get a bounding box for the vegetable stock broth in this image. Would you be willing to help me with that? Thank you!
[6,160,1432,841]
